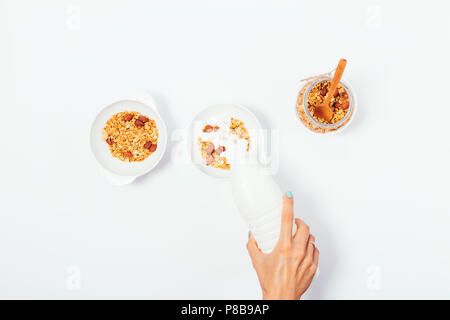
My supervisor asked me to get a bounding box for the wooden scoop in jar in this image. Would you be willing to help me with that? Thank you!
[314,59,347,122]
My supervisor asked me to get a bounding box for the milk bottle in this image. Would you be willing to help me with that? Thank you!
[229,139,296,253]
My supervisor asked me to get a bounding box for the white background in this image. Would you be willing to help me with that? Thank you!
[1,0,449,299]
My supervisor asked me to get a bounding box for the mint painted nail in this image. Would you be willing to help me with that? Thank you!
[286,191,293,198]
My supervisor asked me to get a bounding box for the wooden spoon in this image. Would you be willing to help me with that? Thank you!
[314,59,347,122]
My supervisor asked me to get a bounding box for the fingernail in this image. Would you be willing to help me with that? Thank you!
[286,191,293,198]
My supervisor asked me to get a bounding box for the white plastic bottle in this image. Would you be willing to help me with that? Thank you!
[229,139,296,253]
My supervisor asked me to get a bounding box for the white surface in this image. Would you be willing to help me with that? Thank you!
[0,0,449,299]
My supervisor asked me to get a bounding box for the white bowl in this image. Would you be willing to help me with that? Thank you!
[90,96,167,185]
[188,104,262,179]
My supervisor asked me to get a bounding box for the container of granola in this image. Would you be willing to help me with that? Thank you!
[188,104,262,179]
[296,71,357,134]
[90,93,167,185]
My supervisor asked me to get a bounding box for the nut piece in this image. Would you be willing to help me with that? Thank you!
[149,143,157,152]
[144,141,152,150]
[203,125,213,133]
[123,113,134,121]
[123,151,133,158]
[138,115,149,123]
[101,129,108,141]
[135,119,144,127]
[341,101,349,110]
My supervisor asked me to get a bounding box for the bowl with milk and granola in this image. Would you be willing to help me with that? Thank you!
[189,104,262,179]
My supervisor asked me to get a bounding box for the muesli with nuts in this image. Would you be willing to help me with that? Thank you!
[198,117,250,170]
[306,80,349,124]
[297,77,354,133]
[102,111,159,162]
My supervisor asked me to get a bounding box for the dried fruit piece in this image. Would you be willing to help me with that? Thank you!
[320,87,328,96]
[123,151,133,158]
[203,125,213,133]
[205,155,214,166]
[144,141,152,150]
[213,126,219,132]
[106,137,113,145]
[334,102,342,108]
[135,119,144,127]
[215,146,224,155]
[123,113,134,121]
[341,92,348,99]
[149,143,157,152]
[138,115,149,123]
[206,142,215,155]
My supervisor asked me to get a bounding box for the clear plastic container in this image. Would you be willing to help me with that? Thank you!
[296,72,357,134]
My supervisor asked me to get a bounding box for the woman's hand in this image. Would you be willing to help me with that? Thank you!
[247,192,319,300]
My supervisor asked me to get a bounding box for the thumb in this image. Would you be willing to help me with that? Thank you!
[247,233,263,261]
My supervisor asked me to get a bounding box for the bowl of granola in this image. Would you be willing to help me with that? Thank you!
[90,98,167,183]
[189,104,262,179]
[296,76,357,134]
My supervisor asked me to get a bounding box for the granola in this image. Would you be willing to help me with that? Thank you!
[307,80,349,124]
[297,79,354,133]
[198,138,230,170]
[103,111,159,162]
[230,117,250,151]
[198,117,250,170]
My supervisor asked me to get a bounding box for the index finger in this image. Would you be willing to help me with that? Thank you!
[279,191,294,244]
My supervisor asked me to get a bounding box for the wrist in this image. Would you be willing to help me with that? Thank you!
[262,290,300,300]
